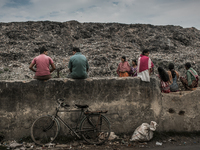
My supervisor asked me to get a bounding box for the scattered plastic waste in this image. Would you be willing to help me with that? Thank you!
[156,141,162,146]
[9,141,23,149]
[108,132,119,141]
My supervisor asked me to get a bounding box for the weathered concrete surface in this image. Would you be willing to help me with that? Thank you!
[161,88,200,132]
[0,77,161,139]
[0,77,200,140]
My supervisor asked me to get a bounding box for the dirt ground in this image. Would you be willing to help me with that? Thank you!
[1,132,200,150]
[64,132,200,150]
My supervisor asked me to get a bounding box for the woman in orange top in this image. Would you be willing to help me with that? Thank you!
[117,56,131,77]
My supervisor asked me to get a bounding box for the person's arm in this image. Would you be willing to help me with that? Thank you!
[176,71,179,80]
[149,58,154,75]
[29,63,36,72]
[86,59,89,72]
[68,59,72,73]
[50,63,56,73]
[127,62,131,73]
[148,68,153,75]
[167,71,172,84]
[187,71,192,86]
[130,67,133,75]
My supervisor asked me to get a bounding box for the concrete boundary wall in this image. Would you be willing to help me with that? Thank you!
[0,77,199,140]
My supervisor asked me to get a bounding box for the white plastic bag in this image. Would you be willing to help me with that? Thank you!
[130,121,157,142]
[108,132,119,141]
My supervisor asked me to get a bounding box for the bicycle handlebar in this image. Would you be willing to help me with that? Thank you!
[57,99,70,108]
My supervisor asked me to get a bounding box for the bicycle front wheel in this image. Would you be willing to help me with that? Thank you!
[80,114,111,145]
[31,115,60,146]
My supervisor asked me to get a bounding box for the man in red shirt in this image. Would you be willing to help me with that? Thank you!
[29,46,56,80]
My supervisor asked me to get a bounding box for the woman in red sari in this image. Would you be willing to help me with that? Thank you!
[137,49,154,82]
[117,56,131,77]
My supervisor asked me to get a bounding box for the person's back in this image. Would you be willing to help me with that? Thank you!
[157,67,170,93]
[34,54,53,76]
[29,46,56,80]
[68,47,89,79]
[187,68,198,83]
[169,73,179,92]
[180,62,199,90]
[137,49,154,82]
[168,63,179,92]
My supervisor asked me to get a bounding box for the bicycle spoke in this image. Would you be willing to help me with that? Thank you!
[80,114,110,145]
[31,116,59,146]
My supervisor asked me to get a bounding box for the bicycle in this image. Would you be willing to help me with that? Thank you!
[31,99,111,146]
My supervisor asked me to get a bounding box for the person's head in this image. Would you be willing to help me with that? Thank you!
[142,49,150,56]
[168,63,176,78]
[185,62,191,70]
[72,47,80,55]
[132,59,137,66]
[168,63,174,71]
[121,56,126,62]
[40,46,48,55]
[158,67,169,82]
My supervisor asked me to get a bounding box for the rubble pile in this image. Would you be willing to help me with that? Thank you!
[0,21,200,80]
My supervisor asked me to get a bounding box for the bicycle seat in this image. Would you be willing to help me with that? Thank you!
[75,104,89,109]
[85,110,108,115]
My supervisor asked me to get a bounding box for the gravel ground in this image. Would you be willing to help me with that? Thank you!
[1,132,200,150]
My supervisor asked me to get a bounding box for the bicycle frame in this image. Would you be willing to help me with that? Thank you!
[31,99,111,146]
[52,106,87,139]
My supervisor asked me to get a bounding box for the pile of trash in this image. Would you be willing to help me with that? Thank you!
[0,21,200,80]
[0,140,35,149]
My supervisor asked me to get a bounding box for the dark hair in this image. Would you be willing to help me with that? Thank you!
[168,63,176,78]
[132,59,137,65]
[142,49,149,55]
[40,46,48,54]
[185,62,191,69]
[158,67,169,82]
[72,47,80,52]
[122,56,126,61]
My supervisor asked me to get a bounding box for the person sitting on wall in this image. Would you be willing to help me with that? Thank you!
[68,47,89,79]
[157,67,170,93]
[116,56,131,77]
[180,62,199,90]
[29,46,56,80]
[130,59,137,77]
[137,49,154,82]
[167,63,179,92]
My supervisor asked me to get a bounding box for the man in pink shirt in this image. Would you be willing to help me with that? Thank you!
[29,46,56,80]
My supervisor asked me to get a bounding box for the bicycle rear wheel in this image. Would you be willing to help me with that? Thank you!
[80,114,111,145]
[31,115,60,146]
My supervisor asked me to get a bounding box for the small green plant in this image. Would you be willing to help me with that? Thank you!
[0,70,4,74]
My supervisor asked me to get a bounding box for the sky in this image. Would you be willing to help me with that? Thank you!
[0,0,199,29]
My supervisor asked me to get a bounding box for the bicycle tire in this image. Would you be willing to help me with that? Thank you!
[80,114,111,145]
[31,115,60,146]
